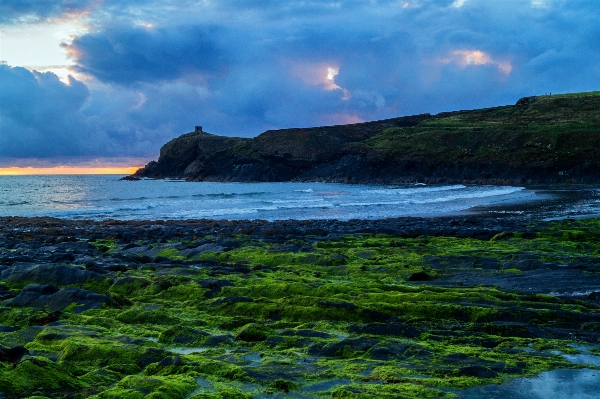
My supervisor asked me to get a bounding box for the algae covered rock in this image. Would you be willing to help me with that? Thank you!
[308,337,379,358]
[0,345,28,363]
[158,326,210,345]
[0,263,106,286]
[116,306,178,325]
[189,387,252,399]
[348,322,420,338]
[6,285,110,313]
[236,323,267,342]
[0,357,85,397]
[2,216,600,397]
[92,374,197,399]
[109,276,151,296]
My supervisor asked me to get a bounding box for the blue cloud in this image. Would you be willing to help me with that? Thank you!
[66,25,225,85]
[0,65,90,158]
[4,0,600,163]
[0,0,95,23]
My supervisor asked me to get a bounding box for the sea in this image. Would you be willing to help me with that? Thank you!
[1,175,599,221]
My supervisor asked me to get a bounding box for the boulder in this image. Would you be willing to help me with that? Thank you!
[0,263,105,286]
[6,285,110,313]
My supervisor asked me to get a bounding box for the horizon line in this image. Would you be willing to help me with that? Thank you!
[0,166,142,176]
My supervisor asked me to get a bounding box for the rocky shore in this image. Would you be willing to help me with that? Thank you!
[0,215,599,398]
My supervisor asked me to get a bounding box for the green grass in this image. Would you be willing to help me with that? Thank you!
[362,94,600,166]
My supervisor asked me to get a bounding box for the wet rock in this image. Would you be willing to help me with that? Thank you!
[208,265,251,275]
[0,263,106,286]
[204,334,235,347]
[367,343,412,360]
[6,285,110,313]
[5,284,60,306]
[0,346,29,363]
[158,326,210,345]
[457,365,498,378]
[29,311,62,326]
[267,243,312,253]
[0,284,15,300]
[317,300,357,310]
[158,355,183,366]
[171,330,209,345]
[48,252,76,263]
[212,296,254,305]
[197,279,233,290]
[503,257,549,271]
[196,280,233,298]
[407,271,434,281]
[47,288,110,313]
[279,329,332,338]
[586,291,600,302]
[138,348,170,367]
[110,276,150,295]
[348,322,420,338]
[219,317,257,330]
[308,337,379,357]
[236,323,267,342]
[474,321,544,338]
[181,243,228,257]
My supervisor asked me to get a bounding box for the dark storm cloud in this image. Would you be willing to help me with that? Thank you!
[4,0,600,163]
[0,65,91,158]
[66,25,225,85]
[0,64,180,162]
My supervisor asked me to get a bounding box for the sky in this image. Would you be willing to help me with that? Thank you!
[1,0,600,172]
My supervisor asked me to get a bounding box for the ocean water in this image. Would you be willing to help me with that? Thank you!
[0,175,593,221]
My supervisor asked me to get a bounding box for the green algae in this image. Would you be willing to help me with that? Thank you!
[90,375,196,399]
[0,357,85,397]
[1,219,599,398]
[90,239,117,253]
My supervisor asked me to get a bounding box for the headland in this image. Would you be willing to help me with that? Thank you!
[130,91,600,185]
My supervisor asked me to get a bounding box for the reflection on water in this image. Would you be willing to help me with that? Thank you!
[458,369,600,399]
[459,348,600,399]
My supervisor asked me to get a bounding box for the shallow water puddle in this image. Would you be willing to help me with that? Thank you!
[184,376,217,398]
[458,369,600,399]
[302,378,352,392]
[168,347,210,354]
[458,348,600,399]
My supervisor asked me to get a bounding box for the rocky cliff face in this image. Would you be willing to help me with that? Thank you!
[137,131,249,178]
[132,93,600,184]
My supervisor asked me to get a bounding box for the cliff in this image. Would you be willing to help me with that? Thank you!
[130,92,600,184]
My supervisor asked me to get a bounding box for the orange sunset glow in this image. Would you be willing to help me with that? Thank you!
[0,166,142,175]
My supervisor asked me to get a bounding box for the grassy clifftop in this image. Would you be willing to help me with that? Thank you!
[370,93,600,164]
[134,91,600,184]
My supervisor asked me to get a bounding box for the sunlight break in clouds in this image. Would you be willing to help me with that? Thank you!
[324,67,351,100]
[325,67,341,90]
[288,61,350,99]
[441,50,512,74]
[0,15,89,83]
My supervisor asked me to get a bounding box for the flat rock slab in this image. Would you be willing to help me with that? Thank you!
[417,269,600,295]
[0,263,107,286]
[6,284,110,313]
